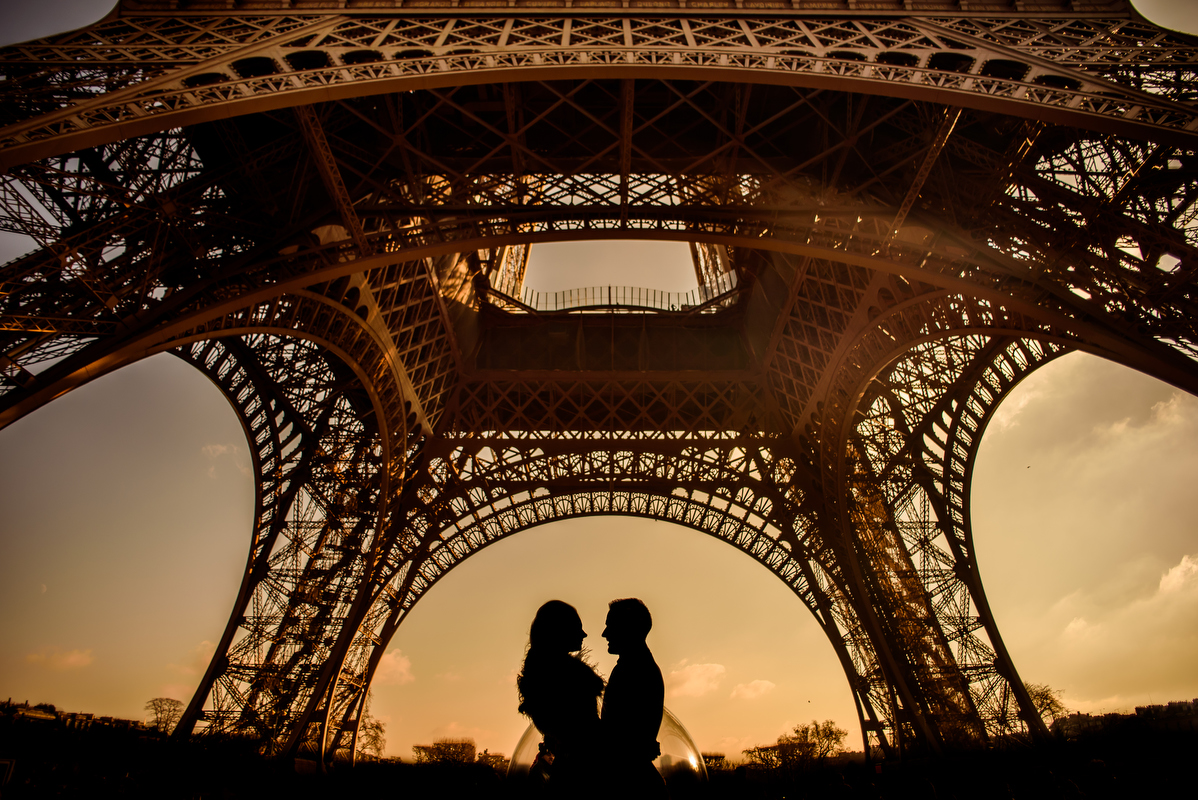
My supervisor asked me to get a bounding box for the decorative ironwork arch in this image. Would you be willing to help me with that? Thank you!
[4,6,1197,168]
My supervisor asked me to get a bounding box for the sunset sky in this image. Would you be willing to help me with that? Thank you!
[1,0,1195,762]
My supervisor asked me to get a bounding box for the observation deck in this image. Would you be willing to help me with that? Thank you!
[490,271,740,315]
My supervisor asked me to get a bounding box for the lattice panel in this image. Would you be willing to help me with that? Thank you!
[766,259,873,431]
[851,336,1002,745]
[175,335,384,753]
[4,6,1197,165]
[447,378,779,437]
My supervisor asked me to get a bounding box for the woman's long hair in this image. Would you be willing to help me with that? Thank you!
[517,600,602,718]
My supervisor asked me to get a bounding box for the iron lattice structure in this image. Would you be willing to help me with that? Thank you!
[2,0,1196,763]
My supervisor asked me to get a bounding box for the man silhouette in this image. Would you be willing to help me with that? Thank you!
[601,598,667,795]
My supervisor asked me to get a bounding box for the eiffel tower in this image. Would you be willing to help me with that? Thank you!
[2,0,1195,766]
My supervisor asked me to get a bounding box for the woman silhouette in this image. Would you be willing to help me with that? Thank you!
[516,600,604,795]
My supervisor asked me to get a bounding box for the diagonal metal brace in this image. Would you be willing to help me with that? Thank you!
[886,107,961,246]
[294,105,373,257]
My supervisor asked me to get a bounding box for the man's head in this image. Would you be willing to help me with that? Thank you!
[602,598,652,654]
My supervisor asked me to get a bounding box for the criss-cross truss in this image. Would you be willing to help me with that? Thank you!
[1,0,1195,764]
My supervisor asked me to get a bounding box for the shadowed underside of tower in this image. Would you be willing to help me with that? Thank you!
[1,0,1195,765]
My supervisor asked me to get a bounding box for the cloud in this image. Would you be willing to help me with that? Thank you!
[665,660,725,698]
[202,443,252,478]
[972,355,1198,715]
[26,647,94,671]
[1021,552,1198,709]
[431,720,492,741]
[730,680,776,700]
[159,641,218,699]
[715,735,756,756]
[987,382,1043,433]
[167,640,217,678]
[375,650,415,686]
[1159,554,1198,593]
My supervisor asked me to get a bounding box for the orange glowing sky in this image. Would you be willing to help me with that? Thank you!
[1,0,1196,762]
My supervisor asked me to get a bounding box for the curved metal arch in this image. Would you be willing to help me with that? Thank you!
[4,113,1196,428]
[170,332,388,754]
[1,283,417,441]
[933,337,1073,734]
[143,293,422,759]
[835,335,1057,750]
[163,220,1198,384]
[217,223,1198,394]
[806,290,1169,752]
[791,289,1089,750]
[779,271,1196,752]
[12,213,1194,436]
[816,289,1123,478]
[2,7,1195,167]
[326,435,906,761]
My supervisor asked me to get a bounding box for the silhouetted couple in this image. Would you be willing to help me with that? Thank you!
[517,598,667,797]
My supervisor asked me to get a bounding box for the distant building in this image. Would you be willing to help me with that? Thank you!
[61,712,94,730]
[828,751,867,767]
[1052,698,1198,738]
[95,716,148,732]
[1135,699,1198,733]
[2,700,146,733]
[13,707,57,723]
[1052,712,1104,737]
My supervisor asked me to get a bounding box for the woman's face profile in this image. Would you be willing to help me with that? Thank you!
[532,601,588,652]
[563,611,586,653]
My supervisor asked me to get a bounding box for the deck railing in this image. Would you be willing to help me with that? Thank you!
[507,271,739,313]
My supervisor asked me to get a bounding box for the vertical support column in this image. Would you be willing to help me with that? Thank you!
[619,79,634,223]
[837,333,1065,749]
[172,334,387,757]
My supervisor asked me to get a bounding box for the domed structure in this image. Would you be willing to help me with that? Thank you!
[508,707,708,787]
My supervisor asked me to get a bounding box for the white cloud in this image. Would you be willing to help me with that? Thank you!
[26,647,94,671]
[157,685,192,703]
[1153,392,1192,426]
[1063,616,1095,639]
[202,443,251,478]
[1020,552,1198,711]
[375,650,415,686]
[1159,554,1198,593]
[988,383,1043,432]
[665,660,725,698]
[730,680,776,700]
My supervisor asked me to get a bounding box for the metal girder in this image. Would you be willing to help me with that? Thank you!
[1,0,1196,767]
[294,106,373,258]
[885,107,961,245]
[2,3,1197,167]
